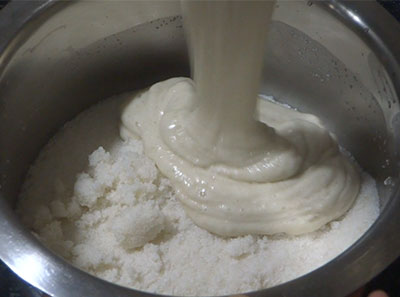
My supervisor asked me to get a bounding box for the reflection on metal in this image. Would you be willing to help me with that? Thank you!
[13,254,46,285]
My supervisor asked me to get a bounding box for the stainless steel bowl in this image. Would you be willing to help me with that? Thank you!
[0,1,399,297]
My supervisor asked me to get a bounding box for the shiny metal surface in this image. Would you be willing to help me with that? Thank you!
[0,1,399,297]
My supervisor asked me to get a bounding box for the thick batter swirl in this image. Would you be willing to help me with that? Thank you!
[120,0,360,236]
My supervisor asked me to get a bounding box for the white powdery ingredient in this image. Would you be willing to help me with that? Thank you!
[17,95,380,296]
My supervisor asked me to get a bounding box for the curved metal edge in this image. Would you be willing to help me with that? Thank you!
[0,1,168,297]
[324,0,400,102]
[247,1,400,297]
[0,0,50,45]
[0,1,399,297]
[0,198,160,297]
[0,0,51,70]
[250,188,400,297]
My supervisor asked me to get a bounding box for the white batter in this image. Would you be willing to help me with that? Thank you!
[17,96,379,296]
[121,1,360,236]
[15,1,379,295]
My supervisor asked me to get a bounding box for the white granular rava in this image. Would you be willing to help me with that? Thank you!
[17,95,380,296]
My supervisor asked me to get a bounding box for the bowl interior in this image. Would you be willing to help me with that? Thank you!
[0,1,399,296]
